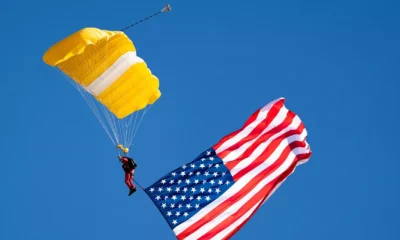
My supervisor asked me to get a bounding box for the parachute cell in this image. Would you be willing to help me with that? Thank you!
[43,28,161,119]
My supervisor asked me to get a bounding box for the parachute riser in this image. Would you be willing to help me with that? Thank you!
[117,144,129,156]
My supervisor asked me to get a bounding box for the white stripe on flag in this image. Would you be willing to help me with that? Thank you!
[214,98,283,154]
[229,116,302,177]
[222,106,289,163]
[210,199,262,240]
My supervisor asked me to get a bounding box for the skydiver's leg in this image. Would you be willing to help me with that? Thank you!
[125,172,134,189]
[127,171,136,196]
[131,170,136,189]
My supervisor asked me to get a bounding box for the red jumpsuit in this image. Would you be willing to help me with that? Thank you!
[120,157,136,190]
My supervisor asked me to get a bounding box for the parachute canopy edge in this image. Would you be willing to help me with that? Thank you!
[42,28,134,67]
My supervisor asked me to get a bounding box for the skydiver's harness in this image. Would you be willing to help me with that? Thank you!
[122,157,137,171]
[127,157,138,170]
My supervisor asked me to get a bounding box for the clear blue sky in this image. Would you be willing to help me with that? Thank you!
[1,0,399,239]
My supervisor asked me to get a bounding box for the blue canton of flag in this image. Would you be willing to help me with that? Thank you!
[145,148,234,229]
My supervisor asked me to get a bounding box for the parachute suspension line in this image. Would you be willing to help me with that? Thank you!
[55,68,117,145]
[99,97,120,144]
[58,70,80,91]
[125,111,138,144]
[128,104,153,147]
[131,105,152,146]
[120,3,171,32]
[122,114,134,148]
[78,86,118,145]
[126,111,139,149]
[127,111,139,146]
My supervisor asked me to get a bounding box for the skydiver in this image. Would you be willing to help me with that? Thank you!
[118,155,138,196]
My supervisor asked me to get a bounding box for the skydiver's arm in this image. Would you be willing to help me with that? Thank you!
[120,157,129,164]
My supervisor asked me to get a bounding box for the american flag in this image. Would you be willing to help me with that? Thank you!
[145,98,312,240]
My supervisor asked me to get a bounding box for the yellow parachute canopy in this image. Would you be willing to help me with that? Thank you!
[43,27,161,119]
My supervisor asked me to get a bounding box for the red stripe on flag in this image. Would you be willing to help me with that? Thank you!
[216,100,284,159]
[213,99,285,157]
[224,110,298,172]
[233,123,305,181]
[212,108,261,151]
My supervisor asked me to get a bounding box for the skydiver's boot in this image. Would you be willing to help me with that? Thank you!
[128,188,136,196]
